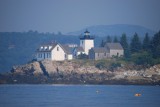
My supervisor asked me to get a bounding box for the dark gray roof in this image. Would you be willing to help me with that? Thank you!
[36,43,58,52]
[37,43,73,55]
[61,45,72,54]
[37,43,72,55]
[105,43,123,50]
[91,47,109,53]
[76,47,84,52]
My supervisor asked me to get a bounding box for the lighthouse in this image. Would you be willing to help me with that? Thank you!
[79,30,94,55]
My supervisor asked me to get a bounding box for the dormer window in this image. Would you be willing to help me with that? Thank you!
[48,46,52,50]
[57,47,59,51]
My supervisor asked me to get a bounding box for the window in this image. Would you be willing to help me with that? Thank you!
[57,47,59,51]
[38,53,41,58]
[104,53,106,56]
[117,52,119,57]
[48,53,51,58]
[46,53,51,58]
[39,53,42,58]
[44,53,46,59]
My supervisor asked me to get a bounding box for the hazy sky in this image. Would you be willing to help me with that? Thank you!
[0,0,160,33]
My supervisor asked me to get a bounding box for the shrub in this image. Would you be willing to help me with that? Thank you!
[95,61,106,70]
[131,51,154,66]
[109,62,121,72]
[77,53,88,59]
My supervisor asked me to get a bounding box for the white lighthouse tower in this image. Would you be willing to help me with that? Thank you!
[80,30,94,55]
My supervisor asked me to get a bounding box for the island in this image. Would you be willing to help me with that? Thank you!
[0,30,160,85]
[0,59,160,85]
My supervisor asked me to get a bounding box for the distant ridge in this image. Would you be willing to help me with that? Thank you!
[67,24,156,37]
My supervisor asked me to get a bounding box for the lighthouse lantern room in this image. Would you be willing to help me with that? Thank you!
[79,30,94,55]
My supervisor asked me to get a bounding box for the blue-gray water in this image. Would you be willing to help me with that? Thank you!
[0,85,160,107]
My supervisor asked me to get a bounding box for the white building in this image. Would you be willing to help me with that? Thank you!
[36,43,73,61]
[79,30,94,55]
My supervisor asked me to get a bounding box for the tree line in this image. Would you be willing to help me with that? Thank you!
[100,31,160,66]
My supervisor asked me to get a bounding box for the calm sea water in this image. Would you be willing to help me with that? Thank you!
[0,85,160,107]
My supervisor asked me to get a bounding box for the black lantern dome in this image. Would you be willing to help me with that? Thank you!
[79,30,94,40]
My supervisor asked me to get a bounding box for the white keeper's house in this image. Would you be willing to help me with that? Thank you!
[36,42,73,61]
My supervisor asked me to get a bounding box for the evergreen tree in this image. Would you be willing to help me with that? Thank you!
[106,35,112,43]
[131,51,153,66]
[113,36,118,43]
[151,31,160,58]
[120,33,130,58]
[130,33,142,53]
[142,33,150,52]
[100,40,105,47]
[57,31,62,35]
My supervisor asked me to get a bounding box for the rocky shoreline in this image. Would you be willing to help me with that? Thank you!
[0,60,160,85]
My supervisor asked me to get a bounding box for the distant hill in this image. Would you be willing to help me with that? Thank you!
[67,24,156,37]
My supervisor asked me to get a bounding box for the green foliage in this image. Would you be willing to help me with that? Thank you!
[128,31,160,66]
[151,31,160,58]
[77,53,88,59]
[95,61,107,70]
[152,58,160,65]
[130,51,153,66]
[100,35,113,47]
[120,33,130,58]
[100,40,105,47]
[109,62,121,71]
[95,60,122,71]
[113,36,119,43]
[106,35,112,43]
[130,33,142,53]
[142,33,150,52]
